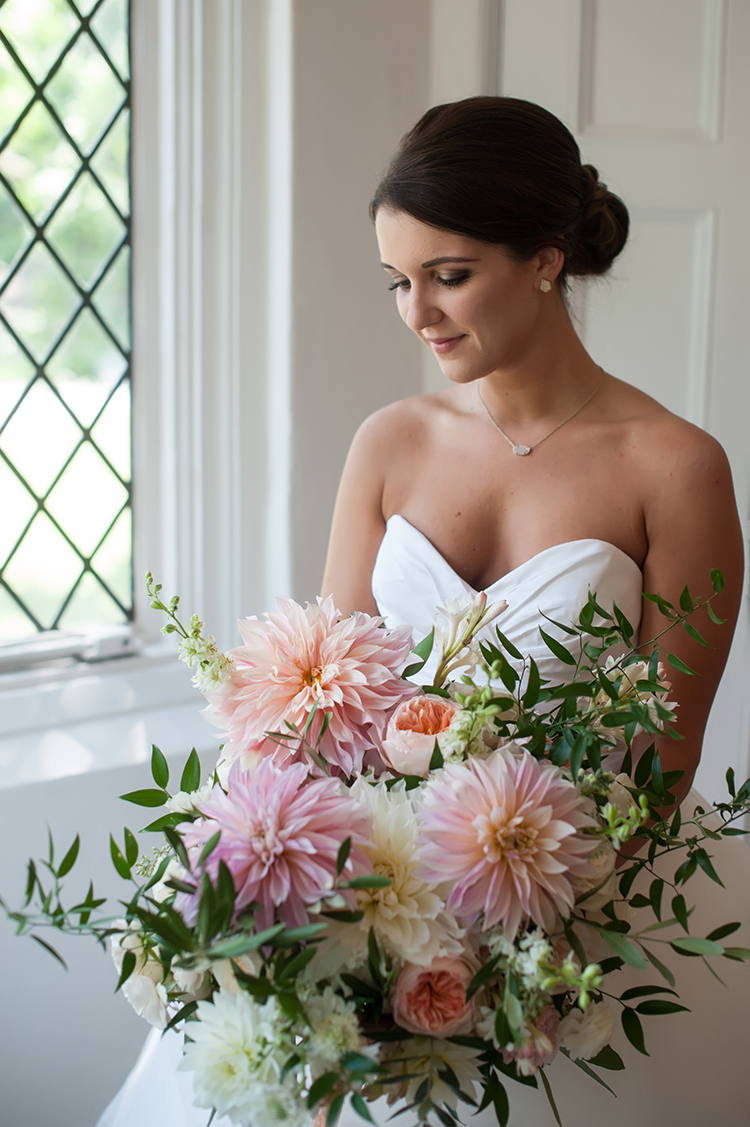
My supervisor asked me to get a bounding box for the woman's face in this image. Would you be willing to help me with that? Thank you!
[375,208,550,383]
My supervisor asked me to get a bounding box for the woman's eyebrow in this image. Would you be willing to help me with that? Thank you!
[380,256,479,270]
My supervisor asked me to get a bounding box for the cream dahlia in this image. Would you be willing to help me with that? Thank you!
[203,596,414,777]
[417,746,598,938]
[313,777,464,976]
[175,759,371,930]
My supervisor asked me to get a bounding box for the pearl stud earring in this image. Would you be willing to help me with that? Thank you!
[539,279,552,293]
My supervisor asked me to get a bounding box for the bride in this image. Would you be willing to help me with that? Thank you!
[99,97,749,1126]
[324,96,749,1125]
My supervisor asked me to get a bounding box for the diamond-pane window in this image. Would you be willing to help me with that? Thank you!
[0,0,131,644]
[0,37,33,141]
[0,179,34,281]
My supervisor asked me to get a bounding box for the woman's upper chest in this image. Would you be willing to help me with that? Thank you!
[381,408,649,591]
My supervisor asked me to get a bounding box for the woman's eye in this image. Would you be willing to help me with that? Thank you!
[387,271,470,292]
[438,272,470,287]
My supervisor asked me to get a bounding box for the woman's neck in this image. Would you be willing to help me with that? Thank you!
[477,300,602,427]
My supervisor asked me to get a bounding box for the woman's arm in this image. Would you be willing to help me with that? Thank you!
[637,426,743,804]
[321,408,397,615]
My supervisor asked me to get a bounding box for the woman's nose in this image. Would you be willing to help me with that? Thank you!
[403,288,442,334]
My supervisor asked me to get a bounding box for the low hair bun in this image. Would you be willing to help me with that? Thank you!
[567,164,629,277]
[371,97,630,283]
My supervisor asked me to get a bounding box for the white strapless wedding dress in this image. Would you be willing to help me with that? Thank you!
[97,516,750,1127]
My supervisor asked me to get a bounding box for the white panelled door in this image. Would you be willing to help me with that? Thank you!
[499,0,750,798]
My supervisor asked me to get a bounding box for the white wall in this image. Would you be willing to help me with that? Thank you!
[0,759,172,1126]
[288,0,429,598]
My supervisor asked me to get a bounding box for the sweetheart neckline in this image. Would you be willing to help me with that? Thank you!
[385,514,643,593]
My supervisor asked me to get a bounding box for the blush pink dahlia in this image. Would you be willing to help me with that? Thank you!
[203,596,414,777]
[175,759,371,930]
[418,747,597,939]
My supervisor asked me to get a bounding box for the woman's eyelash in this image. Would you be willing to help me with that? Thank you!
[387,273,470,291]
[439,273,470,287]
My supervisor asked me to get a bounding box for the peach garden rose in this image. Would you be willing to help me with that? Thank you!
[391,953,476,1037]
[380,695,458,777]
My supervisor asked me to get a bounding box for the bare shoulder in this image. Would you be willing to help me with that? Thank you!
[606,376,731,489]
[603,378,739,593]
[353,389,457,445]
[347,388,460,470]
[322,391,456,613]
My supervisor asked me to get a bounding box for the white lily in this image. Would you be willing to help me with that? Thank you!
[433,591,508,687]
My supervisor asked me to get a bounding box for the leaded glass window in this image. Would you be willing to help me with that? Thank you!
[0,0,131,642]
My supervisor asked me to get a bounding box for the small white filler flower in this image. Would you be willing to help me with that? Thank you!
[304,987,370,1077]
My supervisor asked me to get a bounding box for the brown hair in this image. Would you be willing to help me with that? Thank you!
[371,96,628,282]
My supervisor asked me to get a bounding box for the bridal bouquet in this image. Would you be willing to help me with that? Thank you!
[5,572,750,1127]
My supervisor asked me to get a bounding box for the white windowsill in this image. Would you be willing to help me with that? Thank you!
[0,641,220,791]
[0,625,141,673]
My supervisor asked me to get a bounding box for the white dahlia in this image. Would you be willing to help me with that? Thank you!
[180,990,286,1124]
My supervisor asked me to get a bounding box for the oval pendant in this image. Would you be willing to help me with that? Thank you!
[512,444,531,456]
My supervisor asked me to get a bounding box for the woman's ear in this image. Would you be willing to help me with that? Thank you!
[535,245,565,288]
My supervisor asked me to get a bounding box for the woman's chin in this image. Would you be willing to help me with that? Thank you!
[435,359,492,386]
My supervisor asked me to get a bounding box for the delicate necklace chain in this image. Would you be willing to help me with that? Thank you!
[476,372,605,457]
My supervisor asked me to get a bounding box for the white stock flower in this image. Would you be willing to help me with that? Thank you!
[314,778,464,976]
[514,929,555,991]
[305,987,369,1076]
[592,657,677,734]
[559,1000,615,1060]
[122,974,170,1029]
[151,858,188,904]
[111,920,170,1028]
[608,773,638,819]
[177,634,234,692]
[172,960,212,1000]
[180,990,285,1124]
[166,781,215,816]
[211,954,262,995]
[110,919,149,975]
[440,705,498,762]
[570,838,617,911]
[485,927,563,1004]
[486,927,514,957]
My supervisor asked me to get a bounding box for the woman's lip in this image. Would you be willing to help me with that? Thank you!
[424,335,464,353]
